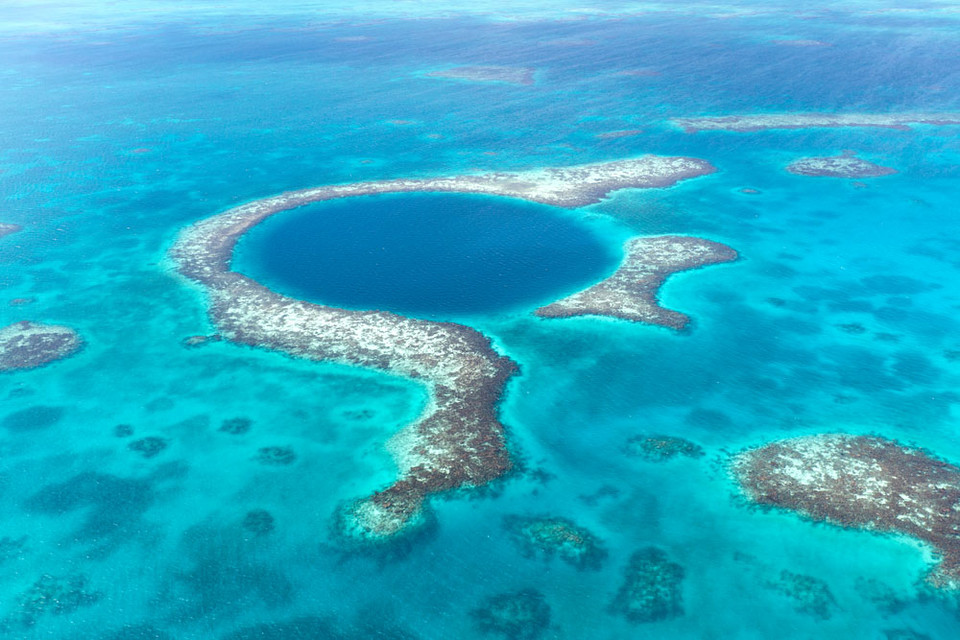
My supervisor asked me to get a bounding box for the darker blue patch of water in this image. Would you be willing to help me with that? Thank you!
[235,192,619,317]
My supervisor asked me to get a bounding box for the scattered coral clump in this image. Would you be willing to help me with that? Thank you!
[624,434,704,462]
[256,446,296,466]
[766,570,838,620]
[242,509,275,536]
[470,589,551,640]
[129,436,168,458]
[8,574,101,627]
[503,515,607,570]
[609,547,685,623]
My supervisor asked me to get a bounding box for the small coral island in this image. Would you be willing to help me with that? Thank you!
[0,222,22,239]
[672,112,960,133]
[786,151,896,178]
[503,515,607,570]
[0,321,82,372]
[536,236,737,329]
[425,66,535,86]
[170,156,722,544]
[731,434,960,589]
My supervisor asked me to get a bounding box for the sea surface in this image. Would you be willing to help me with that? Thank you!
[1,2,960,638]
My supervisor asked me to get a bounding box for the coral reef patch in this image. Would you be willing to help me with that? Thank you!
[129,436,168,458]
[673,113,960,133]
[609,547,685,623]
[4,574,101,628]
[731,434,960,589]
[0,321,82,372]
[425,66,535,86]
[536,236,737,329]
[503,515,607,570]
[765,569,838,620]
[787,151,896,178]
[623,434,704,461]
[470,589,551,640]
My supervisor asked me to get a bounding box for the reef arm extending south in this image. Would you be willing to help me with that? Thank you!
[731,434,960,590]
[535,235,737,329]
[671,112,960,133]
[168,156,715,542]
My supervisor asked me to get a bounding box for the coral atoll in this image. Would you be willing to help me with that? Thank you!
[503,515,607,570]
[609,547,685,623]
[169,157,718,542]
[765,569,838,620]
[536,236,737,329]
[732,434,960,589]
[0,321,82,372]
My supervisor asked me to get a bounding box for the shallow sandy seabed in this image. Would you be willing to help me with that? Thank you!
[169,157,728,542]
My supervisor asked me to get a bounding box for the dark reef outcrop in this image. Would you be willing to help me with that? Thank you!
[470,589,551,640]
[503,515,607,570]
[623,434,704,461]
[609,547,685,623]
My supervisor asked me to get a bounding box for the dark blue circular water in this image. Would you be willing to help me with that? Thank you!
[235,192,618,317]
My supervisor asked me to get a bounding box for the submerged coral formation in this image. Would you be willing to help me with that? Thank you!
[536,236,737,329]
[129,436,168,458]
[219,417,252,435]
[425,66,535,86]
[242,509,275,536]
[6,574,102,628]
[672,112,960,133]
[0,222,21,239]
[503,515,607,570]
[786,151,896,178]
[256,446,296,466]
[470,589,551,640]
[169,157,716,542]
[623,434,704,461]
[732,434,960,589]
[0,321,82,372]
[609,547,685,623]
[765,569,838,620]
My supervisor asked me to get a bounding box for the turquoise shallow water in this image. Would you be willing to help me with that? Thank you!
[2,3,960,639]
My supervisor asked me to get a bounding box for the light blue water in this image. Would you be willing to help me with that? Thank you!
[1,4,960,639]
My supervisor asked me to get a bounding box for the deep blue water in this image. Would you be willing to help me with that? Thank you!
[235,193,619,316]
[1,2,960,639]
